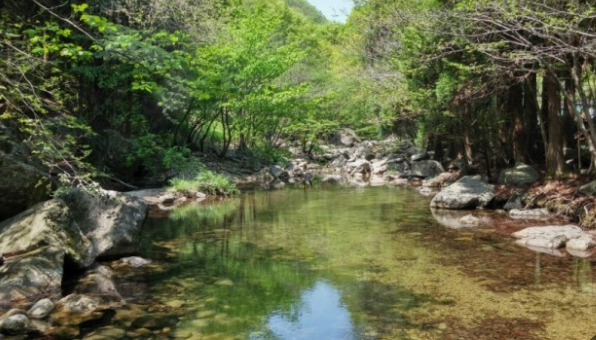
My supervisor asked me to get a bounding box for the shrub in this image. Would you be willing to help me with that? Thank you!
[169,170,239,196]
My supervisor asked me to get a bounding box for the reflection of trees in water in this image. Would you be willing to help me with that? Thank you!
[335,278,450,339]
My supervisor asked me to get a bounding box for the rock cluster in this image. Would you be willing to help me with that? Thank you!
[0,189,148,318]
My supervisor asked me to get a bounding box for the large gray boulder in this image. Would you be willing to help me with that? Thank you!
[430,176,495,209]
[0,152,49,220]
[0,200,94,268]
[579,180,596,196]
[498,163,540,187]
[0,200,94,307]
[411,160,444,179]
[62,189,148,259]
[332,128,359,147]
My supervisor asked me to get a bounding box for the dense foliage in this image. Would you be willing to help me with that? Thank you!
[2,0,596,192]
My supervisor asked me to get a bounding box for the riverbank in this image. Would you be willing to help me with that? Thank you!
[1,135,596,338]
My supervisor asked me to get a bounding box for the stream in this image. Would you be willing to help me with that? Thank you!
[73,187,596,340]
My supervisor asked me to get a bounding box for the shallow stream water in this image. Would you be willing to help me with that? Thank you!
[71,187,596,340]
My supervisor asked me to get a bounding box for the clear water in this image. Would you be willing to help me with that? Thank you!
[74,187,596,340]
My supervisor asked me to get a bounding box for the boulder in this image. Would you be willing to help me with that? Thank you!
[430,176,495,209]
[329,154,348,169]
[0,246,64,306]
[0,199,94,268]
[422,172,457,188]
[318,174,346,185]
[579,180,596,196]
[513,225,587,250]
[269,165,290,182]
[332,128,359,147]
[411,160,444,179]
[411,152,429,162]
[0,314,30,335]
[0,152,48,220]
[503,190,526,211]
[387,160,408,173]
[61,189,148,259]
[348,160,372,180]
[497,163,540,187]
[72,266,121,301]
[509,208,550,220]
[27,299,55,319]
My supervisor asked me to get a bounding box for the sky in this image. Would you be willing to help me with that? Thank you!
[306,0,354,23]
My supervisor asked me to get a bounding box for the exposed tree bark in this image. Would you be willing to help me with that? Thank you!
[508,81,526,163]
[544,71,566,178]
[523,73,543,164]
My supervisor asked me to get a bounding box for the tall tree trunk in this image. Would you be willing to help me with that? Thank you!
[462,105,474,164]
[523,73,543,164]
[509,82,526,163]
[545,71,566,178]
[563,70,577,151]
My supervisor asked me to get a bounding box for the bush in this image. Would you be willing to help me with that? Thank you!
[169,170,239,196]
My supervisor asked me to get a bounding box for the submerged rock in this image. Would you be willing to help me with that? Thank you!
[61,189,148,259]
[431,209,491,229]
[27,299,55,319]
[498,163,540,187]
[430,176,495,209]
[56,294,100,314]
[72,266,122,301]
[459,214,480,226]
[0,314,30,335]
[82,326,126,340]
[0,246,64,306]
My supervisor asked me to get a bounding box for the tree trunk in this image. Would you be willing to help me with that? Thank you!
[545,71,566,178]
[509,82,526,163]
[563,71,577,151]
[523,73,543,164]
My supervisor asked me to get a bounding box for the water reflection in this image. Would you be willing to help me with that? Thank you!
[126,187,596,340]
[251,281,371,340]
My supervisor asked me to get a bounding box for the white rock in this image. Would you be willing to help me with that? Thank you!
[512,225,584,240]
[516,235,567,249]
[509,208,550,219]
[566,235,596,251]
[513,225,587,250]
[119,256,152,268]
[56,294,99,314]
